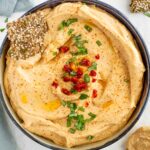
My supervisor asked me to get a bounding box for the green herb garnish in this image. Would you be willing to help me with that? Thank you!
[84,74,90,83]
[69,103,77,112]
[144,13,150,17]
[79,93,89,100]
[85,112,96,122]
[69,128,76,134]
[0,28,5,32]
[84,25,92,32]
[88,62,97,71]
[62,101,97,133]
[88,112,96,118]
[70,89,78,94]
[87,135,94,140]
[70,71,77,76]
[67,118,72,127]
[5,17,8,23]
[68,28,74,35]
[74,114,85,130]
[67,57,76,64]
[61,100,67,106]
[78,106,85,112]
[58,18,78,30]
[96,40,102,46]
[72,34,88,55]
[52,51,57,56]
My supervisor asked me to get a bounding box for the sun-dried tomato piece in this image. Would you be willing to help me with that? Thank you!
[61,88,71,95]
[76,67,83,78]
[63,76,70,82]
[92,89,97,98]
[74,81,87,92]
[59,46,69,53]
[95,54,100,60]
[63,64,71,73]
[89,70,96,76]
[52,81,58,88]
[92,78,96,82]
[80,58,91,67]
[71,77,78,84]
[85,101,89,107]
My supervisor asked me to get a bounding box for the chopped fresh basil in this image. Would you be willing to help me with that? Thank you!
[65,101,97,133]
[144,13,150,17]
[88,62,97,71]
[63,72,68,77]
[61,100,67,106]
[73,34,81,41]
[84,25,92,32]
[79,93,89,100]
[96,40,102,46]
[69,112,78,118]
[52,51,57,56]
[74,114,85,130]
[67,118,72,127]
[72,34,88,55]
[85,112,96,122]
[58,20,66,30]
[66,18,78,26]
[78,106,85,112]
[88,112,96,118]
[84,74,90,83]
[70,88,78,94]
[70,71,77,76]
[5,17,8,23]
[69,128,76,134]
[0,28,5,32]
[77,47,88,55]
[58,18,78,30]
[69,103,77,112]
[87,135,94,140]
[68,28,74,35]
[67,57,76,63]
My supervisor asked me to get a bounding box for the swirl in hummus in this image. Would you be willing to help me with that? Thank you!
[4,3,145,148]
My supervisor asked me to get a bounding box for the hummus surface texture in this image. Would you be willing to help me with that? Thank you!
[4,3,145,148]
[127,127,150,150]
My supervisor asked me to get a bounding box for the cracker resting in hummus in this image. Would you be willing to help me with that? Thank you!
[4,3,145,148]
[127,127,150,150]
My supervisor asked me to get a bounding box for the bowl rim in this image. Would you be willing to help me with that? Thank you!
[0,0,150,150]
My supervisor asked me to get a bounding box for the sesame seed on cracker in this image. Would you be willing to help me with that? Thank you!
[7,11,48,60]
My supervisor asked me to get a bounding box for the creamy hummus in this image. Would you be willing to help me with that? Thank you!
[127,127,150,150]
[4,3,145,148]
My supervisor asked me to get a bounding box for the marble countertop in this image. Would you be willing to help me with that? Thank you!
[0,0,149,150]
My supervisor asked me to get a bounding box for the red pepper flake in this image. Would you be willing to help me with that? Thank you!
[63,76,70,82]
[71,77,78,84]
[63,64,71,73]
[80,58,91,67]
[95,54,100,60]
[92,78,96,82]
[76,67,83,78]
[92,89,97,98]
[59,46,69,53]
[85,101,89,107]
[74,81,87,92]
[61,88,71,95]
[89,70,97,76]
[52,81,58,88]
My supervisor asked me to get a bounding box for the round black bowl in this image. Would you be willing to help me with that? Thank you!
[0,0,150,149]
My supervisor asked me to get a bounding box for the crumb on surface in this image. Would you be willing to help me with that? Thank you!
[130,0,150,13]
